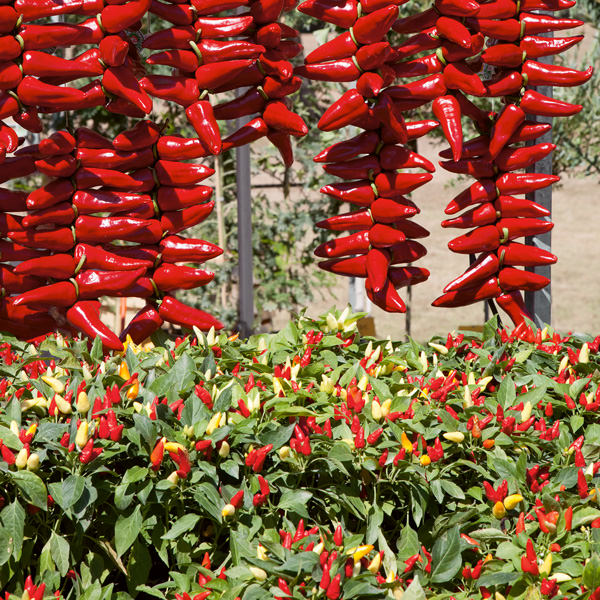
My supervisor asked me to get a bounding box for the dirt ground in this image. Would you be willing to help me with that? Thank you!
[289,134,600,342]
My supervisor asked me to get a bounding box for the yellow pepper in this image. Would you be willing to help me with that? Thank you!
[249,567,267,581]
[76,391,90,413]
[118,361,131,380]
[126,379,139,401]
[503,494,523,510]
[26,453,39,471]
[164,441,186,453]
[54,394,72,415]
[443,432,464,443]
[492,501,506,519]
[76,422,89,449]
[348,545,373,563]
[401,432,413,454]
[540,552,552,576]
[41,375,64,394]
[367,552,382,574]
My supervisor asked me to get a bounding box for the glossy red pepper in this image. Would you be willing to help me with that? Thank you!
[153,264,214,291]
[222,117,269,151]
[185,100,221,154]
[67,300,123,351]
[75,243,153,270]
[75,215,162,244]
[9,228,75,251]
[120,303,164,343]
[160,201,215,234]
[158,295,223,330]
[433,95,462,161]
[0,265,44,293]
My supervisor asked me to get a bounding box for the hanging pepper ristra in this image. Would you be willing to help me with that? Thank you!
[299,0,435,313]
[430,0,590,327]
[142,0,307,164]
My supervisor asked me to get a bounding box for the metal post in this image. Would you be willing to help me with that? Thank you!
[524,26,553,328]
[236,126,253,337]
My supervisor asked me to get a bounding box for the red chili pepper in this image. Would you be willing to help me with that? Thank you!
[160,201,215,234]
[519,89,582,117]
[8,228,75,252]
[67,300,123,351]
[577,468,589,498]
[120,303,163,344]
[73,243,152,272]
[564,506,573,531]
[74,215,161,245]
[432,95,462,161]
[158,295,223,331]
[153,264,214,291]
[297,0,358,28]
[326,574,341,600]
[100,0,152,33]
[114,120,161,151]
[185,100,221,155]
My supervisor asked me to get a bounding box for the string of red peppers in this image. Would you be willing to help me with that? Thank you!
[140,0,307,164]
[1,122,224,349]
[297,0,439,312]
[392,0,591,325]
[0,0,311,345]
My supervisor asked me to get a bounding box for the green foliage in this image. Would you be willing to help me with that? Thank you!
[2,314,600,597]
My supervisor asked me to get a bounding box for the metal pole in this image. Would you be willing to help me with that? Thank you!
[236,117,254,337]
[524,25,553,328]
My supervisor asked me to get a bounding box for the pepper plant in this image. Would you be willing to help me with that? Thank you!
[3,311,600,598]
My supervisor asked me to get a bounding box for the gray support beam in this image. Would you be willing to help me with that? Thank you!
[524,28,553,328]
[236,122,254,338]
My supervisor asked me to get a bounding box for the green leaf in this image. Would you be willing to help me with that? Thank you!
[0,425,20,449]
[477,571,520,588]
[570,378,589,399]
[278,490,312,519]
[11,470,47,509]
[81,581,103,600]
[430,525,462,583]
[128,539,151,595]
[115,505,143,557]
[134,586,165,599]
[497,375,516,408]
[1,500,25,559]
[50,474,86,510]
[583,553,600,591]
[193,483,223,522]
[397,526,420,561]
[90,336,104,362]
[150,353,196,397]
[402,576,426,600]
[50,532,70,576]
[162,514,201,540]
[0,527,12,565]
[518,384,548,407]
[123,467,149,485]
[133,414,156,449]
[38,538,54,574]
[440,480,465,500]
[213,384,234,412]
[259,423,294,449]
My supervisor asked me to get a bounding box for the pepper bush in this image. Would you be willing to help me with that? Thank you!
[3,311,600,599]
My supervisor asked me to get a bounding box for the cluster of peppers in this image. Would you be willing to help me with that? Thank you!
[1,121,224,349]
[298,0,442,312]
[392,0,590,324]
[0,0,160,139]
[140,0,307,164]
